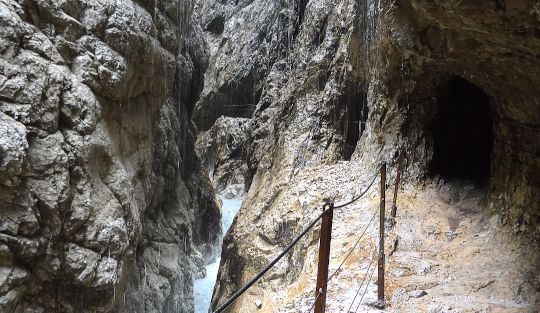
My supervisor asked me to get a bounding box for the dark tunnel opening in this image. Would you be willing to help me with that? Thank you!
[342,91,368,160]
[429,76,493,185]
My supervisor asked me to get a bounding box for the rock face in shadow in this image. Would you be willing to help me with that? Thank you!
[196,0,378,310]
[359,0,540,239]
[192,0,303,131]
[0,1,219,312]
[193,0,540,312]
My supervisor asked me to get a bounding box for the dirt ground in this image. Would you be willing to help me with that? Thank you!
[224,158,540,313]
[320,180,540,313]
[385,181,540,313]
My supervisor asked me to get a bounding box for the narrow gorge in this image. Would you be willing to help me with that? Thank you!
[1,0,539,313]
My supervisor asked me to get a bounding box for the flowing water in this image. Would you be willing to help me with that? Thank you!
[194,198,242,313]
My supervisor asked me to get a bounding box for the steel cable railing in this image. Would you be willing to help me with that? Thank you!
[353,261,377,313]
[307,288,323,313]
[305,173,381,312]
[333,172,379,209]
[212,169,381,313]
[213,208,327,313]
[327,209,377,283]
[345,247,378,313]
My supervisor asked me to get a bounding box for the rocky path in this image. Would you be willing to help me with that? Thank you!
[323,183,540,313]
[237,167,539,312]
[385,184,539,313]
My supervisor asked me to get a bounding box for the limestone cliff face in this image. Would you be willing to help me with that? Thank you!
[0,1,219,312]
[366,0,540,236]
[194,0,540,312]
[196,116,250,199]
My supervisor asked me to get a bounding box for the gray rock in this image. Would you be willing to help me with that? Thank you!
[0,1,220,312]
[195,0,540,311]
[196,116,250,199]
[416,260,432,276]
[409,290,428,298]
[0,113,27,187]
[446,231,458,241]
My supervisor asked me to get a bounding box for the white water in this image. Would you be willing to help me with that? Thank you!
[194,198,242,313]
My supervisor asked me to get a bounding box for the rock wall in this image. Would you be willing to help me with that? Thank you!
[0,1,220,312]
[370,0,540,237]
[193,0,540,312]
[196,116,250,199]
[194,0,378,310]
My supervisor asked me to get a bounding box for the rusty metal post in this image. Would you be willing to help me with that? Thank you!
[378,163,386,301]
[314,203,334,313]
[391,151,406,219]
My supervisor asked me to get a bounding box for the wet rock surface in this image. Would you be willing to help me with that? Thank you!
[2,0,540,312]
[371,0,540,238]
[193,0,540,312]
[0,0,219,312]
[196,116,250,199]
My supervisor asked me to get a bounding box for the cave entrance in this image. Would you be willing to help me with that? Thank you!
[429,76,493,185]
[343,91,368,160]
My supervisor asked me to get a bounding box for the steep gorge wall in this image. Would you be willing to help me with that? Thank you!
[370,0,540,237]
[0,1,219,312]
[193,0,540,311]
[196,116,250,199]
[195,0,378,310]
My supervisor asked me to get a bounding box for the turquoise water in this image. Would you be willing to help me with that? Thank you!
[194,198,242,313]
[220,199,242,232]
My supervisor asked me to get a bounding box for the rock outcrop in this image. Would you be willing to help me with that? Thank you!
[369,0,540,237]
[193,0,540,312]
[2,0,540,311]
[0,1,220,312]
[196,116,250,199]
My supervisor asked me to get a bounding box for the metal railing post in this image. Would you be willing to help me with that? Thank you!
[314,203,334,313]
[378,163,386,301]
